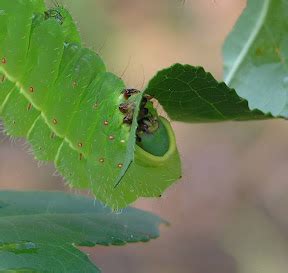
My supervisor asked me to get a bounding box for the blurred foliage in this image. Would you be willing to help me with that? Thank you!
[224,0,288,117]
[0,191,164,272]
[2,1,288,272]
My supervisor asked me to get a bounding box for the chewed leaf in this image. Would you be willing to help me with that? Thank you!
[0,191,165,272]
[223,0,288,117]
[0,0,182,209]
[145,64,272,122]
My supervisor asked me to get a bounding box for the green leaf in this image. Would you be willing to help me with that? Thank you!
[223,0,288,117]
[145,64,270,122]
[0,191,165,273]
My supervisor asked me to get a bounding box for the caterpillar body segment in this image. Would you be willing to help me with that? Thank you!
[0,1,35,80]
[1,88,40,136]
[55,71,139,190]
[0,73,14,108]
[27,115,63,161]
[66,72,126,157]
[20,19,65,109]
[56,141,91,189]
[43,47,106,138]
[0,0,181,209]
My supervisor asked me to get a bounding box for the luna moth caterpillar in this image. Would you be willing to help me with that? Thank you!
[0,0,181,210]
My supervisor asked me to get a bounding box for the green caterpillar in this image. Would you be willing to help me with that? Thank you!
[0,0,181,210]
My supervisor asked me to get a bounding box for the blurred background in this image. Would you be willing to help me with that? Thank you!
[1,0,288,272]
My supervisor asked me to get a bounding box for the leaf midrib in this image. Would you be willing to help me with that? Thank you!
[224,0,271,85]
[0,212,158,246]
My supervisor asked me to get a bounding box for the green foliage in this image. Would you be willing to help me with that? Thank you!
[145,64,271,122]
[0,0,287,272]
[223,0,288,117]
[147,0,288,123]
[0,191,164,272]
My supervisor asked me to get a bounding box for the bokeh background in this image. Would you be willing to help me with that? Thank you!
[1,0,288,272]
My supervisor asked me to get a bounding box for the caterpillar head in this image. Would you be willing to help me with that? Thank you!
[136,96,170,156]
[45,7,81,44]
[120,90,172,157]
